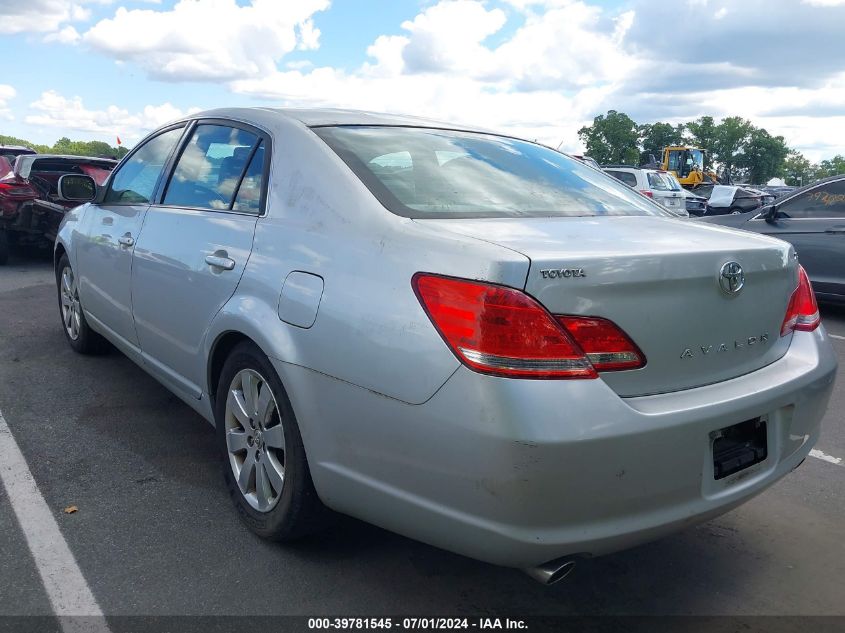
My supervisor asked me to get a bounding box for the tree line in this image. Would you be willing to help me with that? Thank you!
[577,110,842,186]
[0,134,129,160]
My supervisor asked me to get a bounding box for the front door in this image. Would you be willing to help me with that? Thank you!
[76,125,186,351]
[131,121,268,397]
[751,177,845,298]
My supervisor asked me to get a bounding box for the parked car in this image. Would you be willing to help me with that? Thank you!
[54,108,835,584]
[0,144,37,164]
[700,174,845,302]
[603,165,688,216]
[0,154,116,263]
[688,183,765,216]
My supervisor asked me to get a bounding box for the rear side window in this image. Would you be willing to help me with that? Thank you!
[315,126,667,219]
[232,142,265,214]
[607,170,637,188]
[105,127,184,204]
[163,124,259,211]
[647,172,671,191]
[778,179,845,219]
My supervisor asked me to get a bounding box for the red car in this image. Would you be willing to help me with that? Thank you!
[0,154,117,264]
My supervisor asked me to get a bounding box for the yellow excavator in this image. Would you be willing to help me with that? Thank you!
[661,146,720,187]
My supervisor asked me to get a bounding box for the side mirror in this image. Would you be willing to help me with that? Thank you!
[764,204,778,224]
[58,174,97,202]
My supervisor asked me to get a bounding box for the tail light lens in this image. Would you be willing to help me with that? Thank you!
[556,316,645,371]
[412,274,644,379]
[781,266,820,336]
[639,189,654,198]
[0,180,37,198]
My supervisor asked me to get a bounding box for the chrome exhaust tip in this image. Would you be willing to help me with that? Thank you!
[523,557,577,585]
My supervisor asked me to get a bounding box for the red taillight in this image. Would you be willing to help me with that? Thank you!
[639,189,653,198]
[412,274,644,379]
[556,316,646,371]
[0,180,37,198]
[781,266,820,336]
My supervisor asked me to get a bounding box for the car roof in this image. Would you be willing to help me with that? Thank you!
[185,107,495,134]
[0,145,35,151]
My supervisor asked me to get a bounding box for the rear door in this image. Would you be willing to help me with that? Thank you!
[750,177,845,298]
[130,120,269,398]
[76,125,186,353]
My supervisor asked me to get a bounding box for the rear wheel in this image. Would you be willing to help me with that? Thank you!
[729,207,743,215]
[216,341,327,540]
[56,254,109,354]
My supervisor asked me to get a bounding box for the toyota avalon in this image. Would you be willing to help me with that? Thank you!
[54,108,836,584]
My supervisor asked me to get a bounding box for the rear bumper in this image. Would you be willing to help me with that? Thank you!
[274,328,836,568]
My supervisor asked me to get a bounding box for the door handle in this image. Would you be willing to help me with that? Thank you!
[117,234,134,247]
[205,254,236,271]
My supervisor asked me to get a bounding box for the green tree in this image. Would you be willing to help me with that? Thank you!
[783,150,814,187]
[684,116,718,169]
[816,155,845,179]
[50,137,123,159]
[0,134,50,153]
[712,116,753,181]
[578,110,640,165]
[735,128,789,184]
[638,122,684,164]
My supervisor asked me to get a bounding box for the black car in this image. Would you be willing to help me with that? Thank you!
[699,175,845,302]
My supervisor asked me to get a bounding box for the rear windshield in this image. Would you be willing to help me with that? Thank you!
[314,126,668,219]
[647,172,675,191]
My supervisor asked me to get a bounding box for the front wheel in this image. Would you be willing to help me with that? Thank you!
[216,341,327,541]
[56,254,109,354]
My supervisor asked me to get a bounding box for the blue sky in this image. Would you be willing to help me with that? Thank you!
[1,0,843,160]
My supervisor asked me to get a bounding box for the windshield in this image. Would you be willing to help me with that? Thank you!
[315,126,669,219]
[690,149,704,171]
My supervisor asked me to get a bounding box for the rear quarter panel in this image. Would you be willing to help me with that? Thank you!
[205,117,530,406]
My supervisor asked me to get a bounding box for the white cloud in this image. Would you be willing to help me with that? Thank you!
[0,0,95,35]
[6,0,845,160]
[82,0,330,81]
[0,84,16,120]
[44,25,81,44]
[24,90,199,142]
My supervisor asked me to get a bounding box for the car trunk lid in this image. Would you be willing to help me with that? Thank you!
[417,216,797,397]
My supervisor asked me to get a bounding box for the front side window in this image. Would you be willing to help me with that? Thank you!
[316,126,667,219]
[104,126,184,204]
[777,179,845,219]
[163,124,260,210]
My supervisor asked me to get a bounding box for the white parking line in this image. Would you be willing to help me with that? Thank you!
[828,333,845,341]
[810,448,844,466]
[0,411,111,632]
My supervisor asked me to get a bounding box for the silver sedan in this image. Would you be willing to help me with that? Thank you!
[54,108,836,584]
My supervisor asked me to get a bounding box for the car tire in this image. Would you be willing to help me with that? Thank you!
[216,341,327,541]
[56,254,110,354]
[729,207,742,215]
[0,229,8,265]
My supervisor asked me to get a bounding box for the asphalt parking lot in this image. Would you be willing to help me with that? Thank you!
[0,251,843,624]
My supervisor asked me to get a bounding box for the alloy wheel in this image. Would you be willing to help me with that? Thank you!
[224,368,286,512]
[60,266,82,341]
